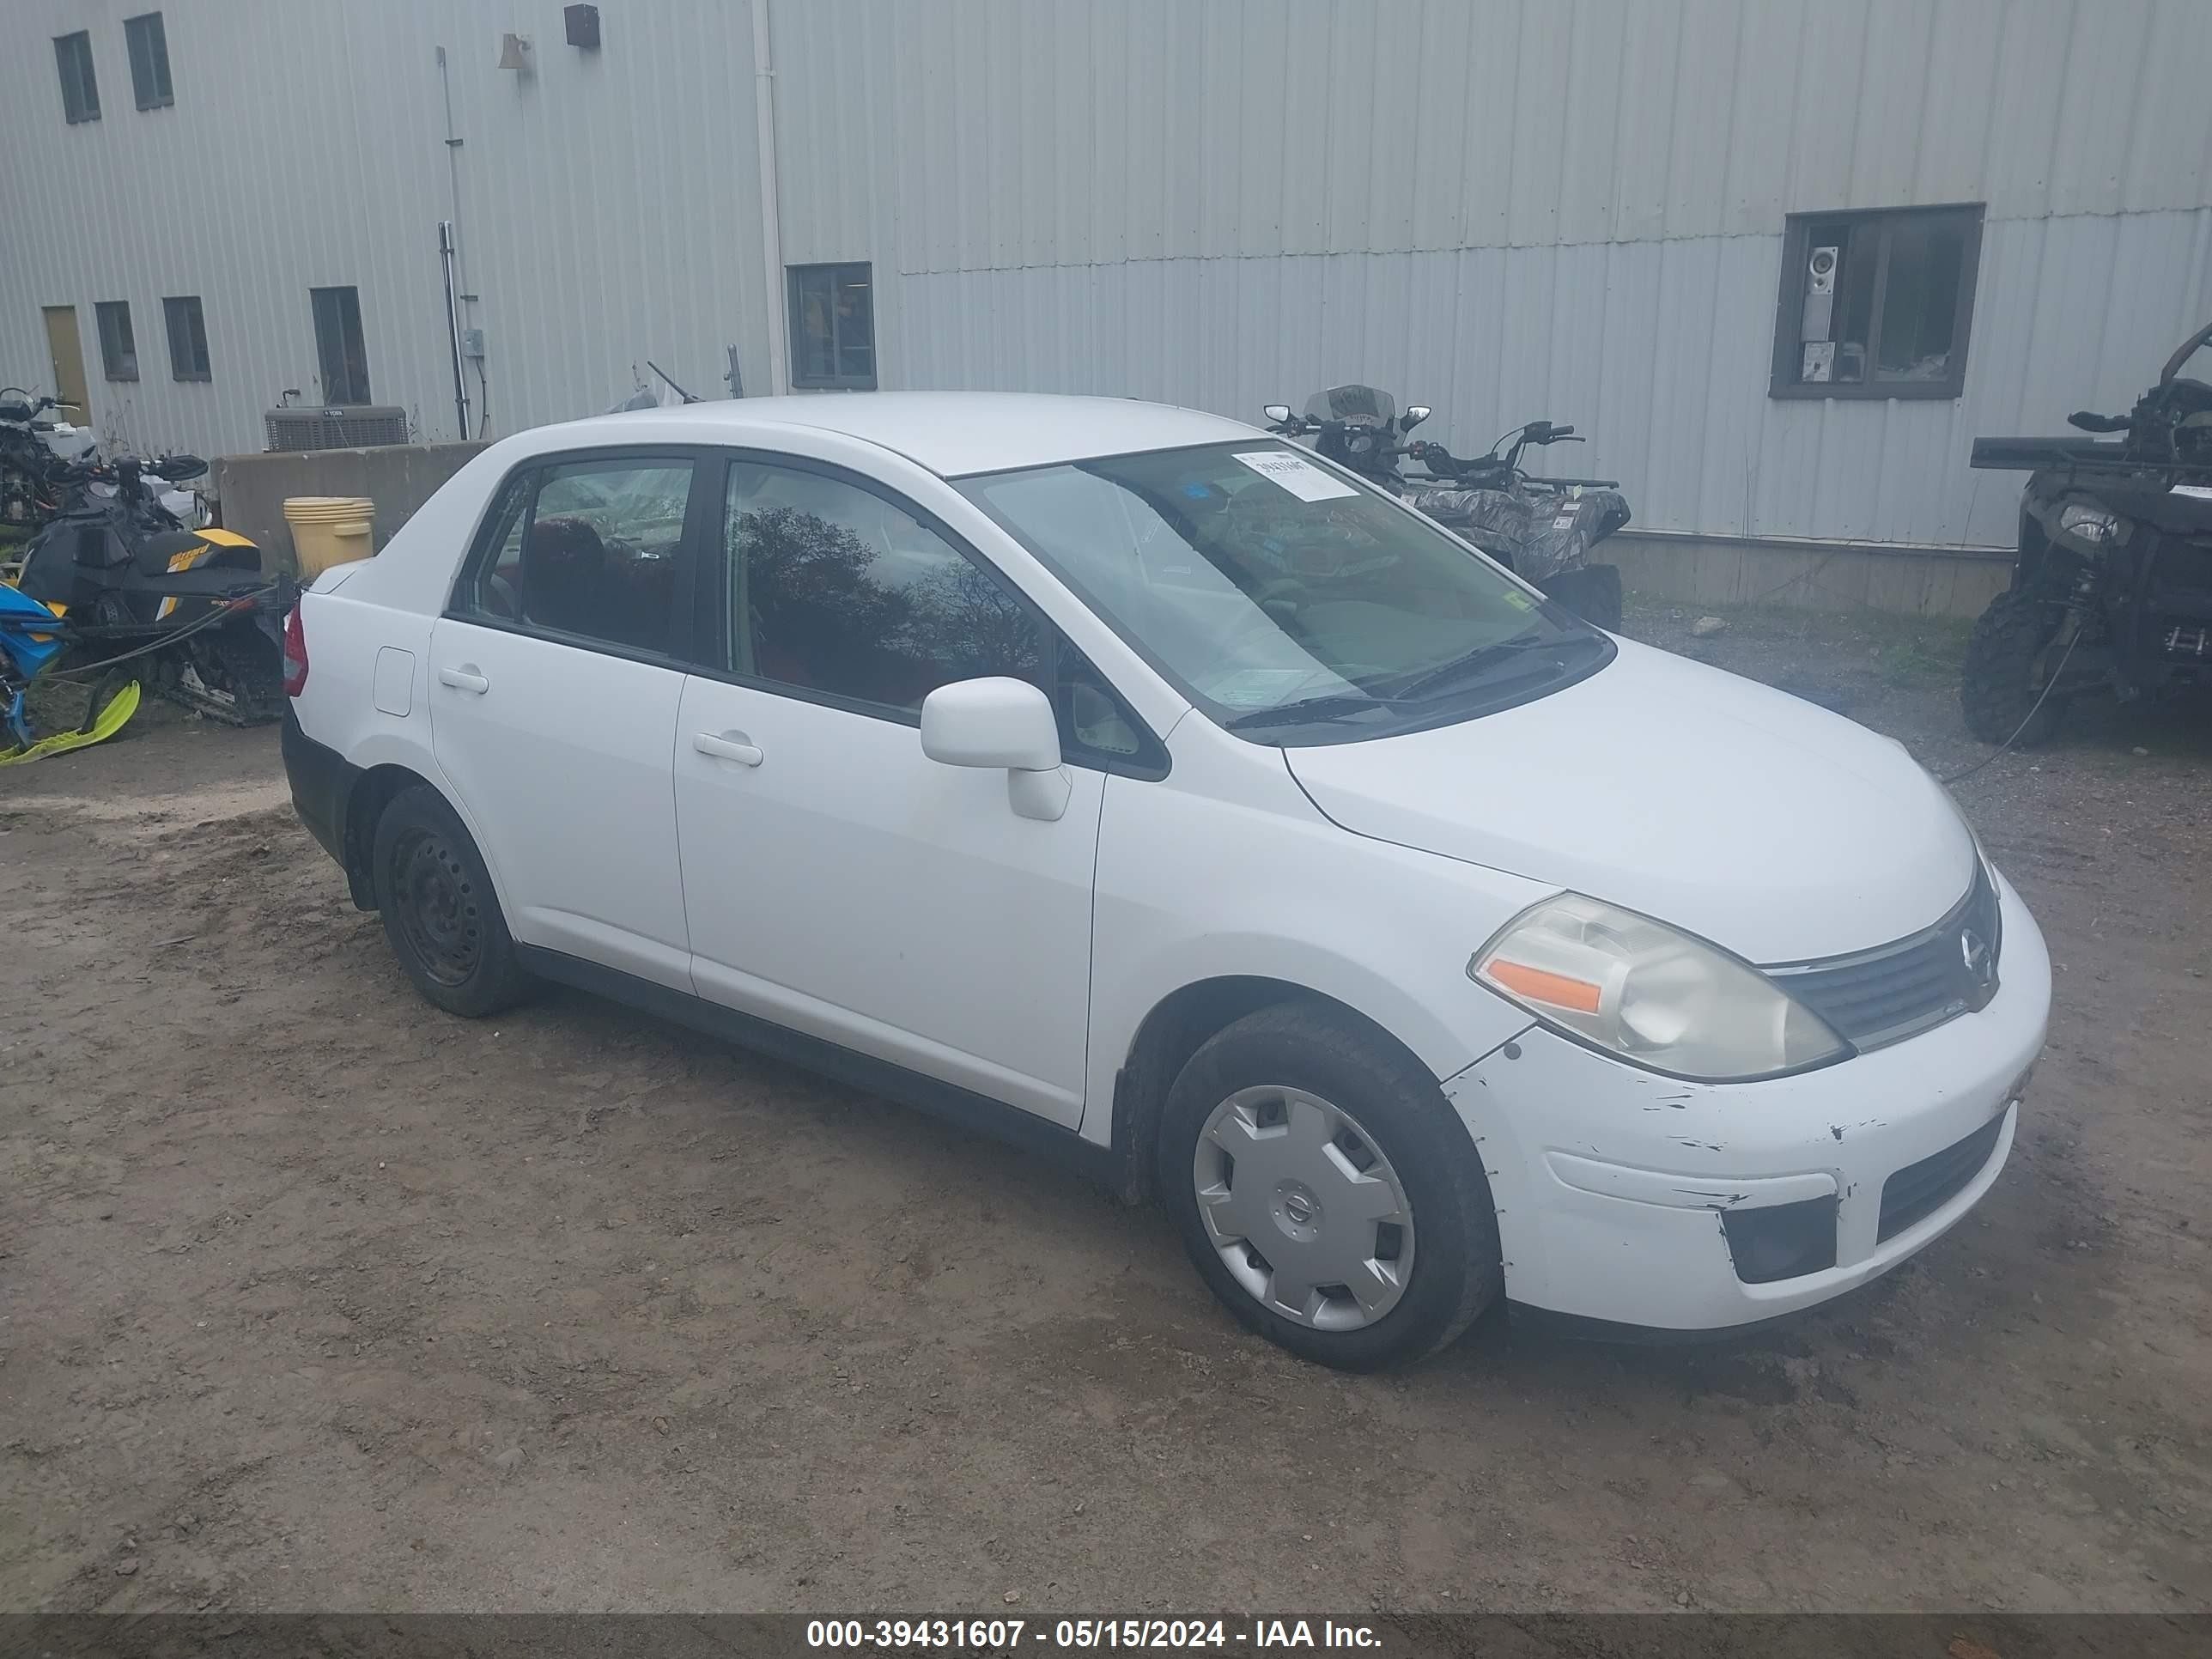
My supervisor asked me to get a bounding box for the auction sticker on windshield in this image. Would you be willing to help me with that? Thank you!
[1232,450,1358,501]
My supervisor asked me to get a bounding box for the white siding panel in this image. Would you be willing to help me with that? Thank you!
[1504,6,1573,248]
[2126,0,2212,215]
[2048,0,2154,220]
[1914,0,2006,204]
[1407,2,1474,252]
[1664,0,1739,241]
[1718,0,1806,236]
[1848,0,1938,210]
[1784,0,1870,216]
[1981,1,2073,222]
[641,0,2212,282]
[1605,0,1680,246]
[1553,0,1627,249]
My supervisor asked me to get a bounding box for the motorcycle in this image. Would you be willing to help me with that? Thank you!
[13,453,292,726]
[1963,319,2212,745]
[1264,386,1628,629]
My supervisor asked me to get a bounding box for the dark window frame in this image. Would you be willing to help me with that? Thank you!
[162,295,210,381]
[786,263,878,392]
[94,301,138,382]
[691,447,1167,778]
[445,446,718,672]
[1771,204,1984,401]
[124,12,173,111]
[309,285,373,405]
[54,31,100,124]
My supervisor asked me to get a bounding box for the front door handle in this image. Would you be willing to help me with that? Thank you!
[694,731,763,767]
[438,665,489,694]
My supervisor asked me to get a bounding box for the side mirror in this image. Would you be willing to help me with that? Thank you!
[1262,404,1293,425]
[1401,404,1431,432]
[920,678,1071,822]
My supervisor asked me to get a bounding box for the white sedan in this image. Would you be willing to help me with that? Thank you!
[281,392,2049,1370]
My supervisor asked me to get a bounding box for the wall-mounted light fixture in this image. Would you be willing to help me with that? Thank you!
[497,32,533,71]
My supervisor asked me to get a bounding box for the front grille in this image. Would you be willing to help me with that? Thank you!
[1878,1113,2007,1242]
[1767,863,2002,1050]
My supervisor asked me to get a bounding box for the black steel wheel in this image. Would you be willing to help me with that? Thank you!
[370,784,532,1017]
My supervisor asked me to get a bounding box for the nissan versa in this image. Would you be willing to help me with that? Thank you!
[280,392,2050,1370]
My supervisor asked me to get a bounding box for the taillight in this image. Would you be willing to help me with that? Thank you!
[281,605,308,697]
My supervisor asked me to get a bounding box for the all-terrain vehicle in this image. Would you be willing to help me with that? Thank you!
[1264,386,1629,629]
[1963,320,2212,744]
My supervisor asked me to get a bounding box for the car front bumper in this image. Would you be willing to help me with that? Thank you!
[1442,870,2051,1332]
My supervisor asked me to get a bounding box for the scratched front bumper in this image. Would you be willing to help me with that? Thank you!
[1441,871,2051,1331]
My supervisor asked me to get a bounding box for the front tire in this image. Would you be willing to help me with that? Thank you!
[369,785,533,1018]
[1159,1002,1502,1370]
[1961,588,2068,746]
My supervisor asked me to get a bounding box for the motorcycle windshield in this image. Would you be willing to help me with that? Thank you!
[1304,385,1395,427]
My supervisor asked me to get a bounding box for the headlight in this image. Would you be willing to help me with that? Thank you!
[2057,502,2124,544]
[1469,894,1850,1082]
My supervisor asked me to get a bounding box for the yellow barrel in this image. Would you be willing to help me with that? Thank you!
[281,495,377,580]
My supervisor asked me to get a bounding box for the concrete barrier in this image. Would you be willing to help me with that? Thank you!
[211,443,488,577]
[1606,531,2014,620]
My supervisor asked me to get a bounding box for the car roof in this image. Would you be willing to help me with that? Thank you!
[544,392,1261,478]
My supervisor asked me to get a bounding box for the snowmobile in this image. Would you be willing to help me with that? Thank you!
[1963,319,2212,745]
[13,453,292,725]
[1263,386,1628,628]
[0,581,140,767]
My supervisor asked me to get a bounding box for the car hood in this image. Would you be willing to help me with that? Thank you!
[1283,637,1977,963]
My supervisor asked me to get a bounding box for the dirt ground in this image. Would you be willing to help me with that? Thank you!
[3,602,2209,1615]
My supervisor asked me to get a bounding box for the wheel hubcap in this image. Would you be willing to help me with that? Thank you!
[392,830,482,987]
[1192,1086,1415,1331]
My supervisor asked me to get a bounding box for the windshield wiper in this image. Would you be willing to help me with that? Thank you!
[1389,632,1593,702]
[1221,692,1409,731]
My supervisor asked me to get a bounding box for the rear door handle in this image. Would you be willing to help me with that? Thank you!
[694,731,763,767]
[438,666,489,694]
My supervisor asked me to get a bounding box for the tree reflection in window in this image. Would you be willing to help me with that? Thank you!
[726,467,1042,712]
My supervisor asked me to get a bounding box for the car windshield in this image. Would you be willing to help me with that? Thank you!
[955,441,1608,743]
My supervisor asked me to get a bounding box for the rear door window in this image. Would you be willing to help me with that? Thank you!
[458,457,696,658]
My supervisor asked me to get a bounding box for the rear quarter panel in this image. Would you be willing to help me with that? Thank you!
[288,443,523,903]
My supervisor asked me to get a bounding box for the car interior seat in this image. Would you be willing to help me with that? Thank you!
[520,516,608,636]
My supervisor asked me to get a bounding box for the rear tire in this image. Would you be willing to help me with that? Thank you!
[1961,588,2068,746]
[1159,1001,1501,1371]
[369,785,533,1018]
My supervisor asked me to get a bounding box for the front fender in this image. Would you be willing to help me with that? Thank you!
[1079,750,1549,1149]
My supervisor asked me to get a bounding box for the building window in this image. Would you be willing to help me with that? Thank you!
[787,263,876,391]
[164,296,210,381]
[54,31,100,123]
[95,301,138,381]
[125,13,173,111]
[1772,204,1982,400]
[310,286,373,404]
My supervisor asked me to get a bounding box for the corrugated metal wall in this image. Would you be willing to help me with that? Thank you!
[5,0,2209,550]
[0,0,775,459]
